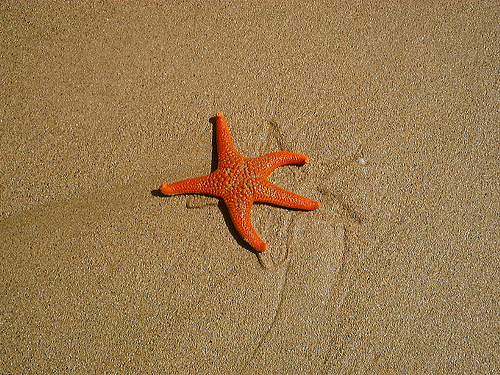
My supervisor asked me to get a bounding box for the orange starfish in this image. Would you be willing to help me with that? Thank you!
[160,113,320,252]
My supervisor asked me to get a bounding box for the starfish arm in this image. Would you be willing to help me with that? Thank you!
[224,197,269,252]
[215,113,244,168]
[249,151,310,178]
[159,175,215,196]
[254,180,320,211]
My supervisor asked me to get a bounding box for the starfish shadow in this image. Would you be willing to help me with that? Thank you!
[208,115,218,173]
[151,189,164,196]
[215,200,261,254]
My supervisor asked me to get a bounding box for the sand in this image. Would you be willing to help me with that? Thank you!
[1,1,498,373]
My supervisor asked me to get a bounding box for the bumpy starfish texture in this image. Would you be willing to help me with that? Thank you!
[160,113,320,252]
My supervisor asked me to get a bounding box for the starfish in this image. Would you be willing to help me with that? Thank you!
[159,113,320,252]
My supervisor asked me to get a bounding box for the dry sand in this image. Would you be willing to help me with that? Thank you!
[1,1,498,373]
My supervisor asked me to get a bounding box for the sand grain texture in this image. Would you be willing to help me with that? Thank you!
[1,1,498,374]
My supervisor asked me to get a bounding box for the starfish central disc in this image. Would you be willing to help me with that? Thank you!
[221,167,257,192]
[159,113,320,252]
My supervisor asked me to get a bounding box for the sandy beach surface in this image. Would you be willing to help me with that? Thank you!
[1,1,498,373]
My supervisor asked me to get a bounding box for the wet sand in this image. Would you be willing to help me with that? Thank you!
[1,2,498,373]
